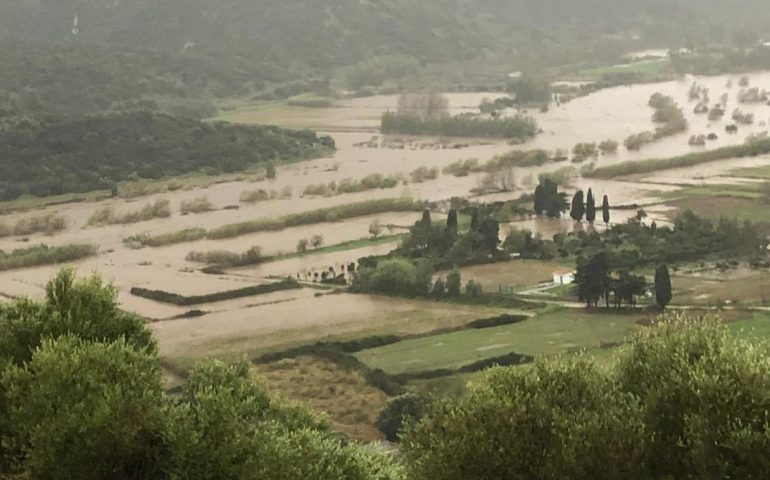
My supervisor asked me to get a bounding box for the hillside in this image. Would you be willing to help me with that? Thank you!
[0,111,334,200]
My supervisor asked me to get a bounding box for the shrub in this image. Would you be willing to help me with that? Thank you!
[87,200,171,226]
[0,244,97,271]
[376,394,428,442]
[180,196,214,214]
[125,228,207,249]
[410,167,439,183]
[3,213,67,237]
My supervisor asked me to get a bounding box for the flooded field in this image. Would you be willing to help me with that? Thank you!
[2,72,769,359]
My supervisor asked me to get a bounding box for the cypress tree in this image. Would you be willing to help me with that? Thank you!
[533,185,545,215]
[470,209,480,231]
[420,210,432,227]
[602,195,610,225]
[655,264,673,309]
[446,209,458,232]
[586,188,596,224]
[570,190,585,221]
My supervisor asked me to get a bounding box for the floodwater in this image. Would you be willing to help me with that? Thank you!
[2,72,770,355]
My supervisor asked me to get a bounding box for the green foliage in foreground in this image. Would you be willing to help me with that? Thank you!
[402,314,770,479]
[381,112,538,139]
[0,111,334,200]
[0,269,402,479]
[588,137,770,179]
[0,244,97,272]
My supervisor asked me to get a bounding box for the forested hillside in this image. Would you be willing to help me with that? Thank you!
[0,111,334,200]
[2,0,769,117]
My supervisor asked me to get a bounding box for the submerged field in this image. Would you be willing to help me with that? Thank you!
[3,70,770,444]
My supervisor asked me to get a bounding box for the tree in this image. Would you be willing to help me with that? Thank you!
[586,188,596,224]
[403,315,770,480]
[446,268,462,297]
[446,209,458,234]
[311,234,324,249]
[575,251,610,308]
[470,209,480,231]
[369,219,383,239]
[602,195,611,225]
[1,337,168,479]
[296,239,309,253]
[570,190,585,222]
[478,217,500,252]
[0,268,155,366]
[266,162,276,179]
[376,394,427,442]
[655,264,672,309]
[533,185,545,215]
[420,210,432,227]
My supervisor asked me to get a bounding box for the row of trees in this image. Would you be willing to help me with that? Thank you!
[575,251,671,309]
[533,179,610,224]
[569,189,610,225]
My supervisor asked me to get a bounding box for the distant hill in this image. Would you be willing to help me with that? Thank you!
[1,0,769,117]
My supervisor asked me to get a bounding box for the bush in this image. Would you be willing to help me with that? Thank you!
[466,314,529,329]
[402,315,770,479]
[442,158,483,177]
[376,394,428,442]
[6,213,67,236]
[87,200,171,226]
[410,167,439,183]
[180,196,214,214]
[125,228,207,249]
[0,244,97,272]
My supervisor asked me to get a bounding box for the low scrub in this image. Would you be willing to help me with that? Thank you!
[124,228,207,249]
[0,244,97,271]
[207,198,418,240]
[304,174,402,197]
[589,137,770,179]
[87,200,171,226]
[130,278,301,306]
[392,352,534,383]
[409,167,439,183]
[186,246,264,267]
[239,187,292,203]
[0,213,66,237]
[466,314,529,329]
[381,112,538,139]
[179,196,214,215]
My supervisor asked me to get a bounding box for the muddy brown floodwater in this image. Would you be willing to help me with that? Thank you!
[1,72,769,358]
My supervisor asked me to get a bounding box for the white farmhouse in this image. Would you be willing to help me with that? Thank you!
[553,269,576,286]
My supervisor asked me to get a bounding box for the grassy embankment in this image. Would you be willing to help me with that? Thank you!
[587,138,770,179]
[127,198,420,248]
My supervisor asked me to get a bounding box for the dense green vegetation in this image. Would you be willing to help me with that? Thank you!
[381,112,538,139]
[0,270,400,479]
[588,137,770,179]
[0,111,334,200]
[130,279,301,306]
[402,315,770,479]
[0,244,97,272]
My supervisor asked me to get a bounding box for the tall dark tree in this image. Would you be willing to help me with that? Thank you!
[446,209,458,233]
[602,195,611,225]
[533,185,545,215]
[586,188,596,224]
[655,265,673,309]
[570,190,585,222]
[470,209,480,231]
[575,251,610,308]
[420,210,432,227]
[478,217,500,252]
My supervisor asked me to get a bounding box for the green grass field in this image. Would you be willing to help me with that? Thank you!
[729,165,770,180]
[355,308,645,374]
